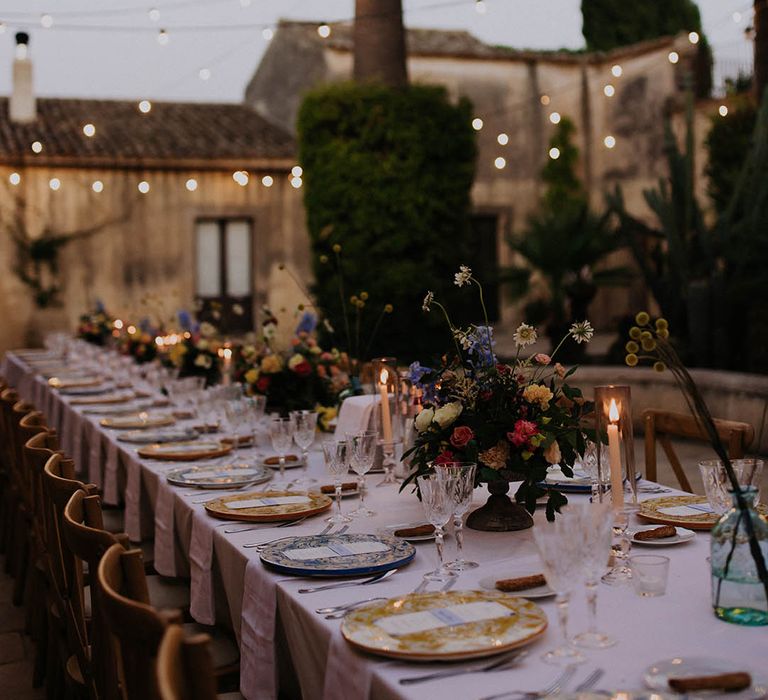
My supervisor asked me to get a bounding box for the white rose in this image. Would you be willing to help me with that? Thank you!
[543,441,561,465]
[194,354,212,369]
[414,407,435,432]
[197,339,209,351]
[433,401,463,429]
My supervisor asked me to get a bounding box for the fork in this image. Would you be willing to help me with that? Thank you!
[242,522,348,547]
[399,650,529,685]
[479,664,577,700]
[315,596,387,615]
[297,568,398,594]
[573,668,604,693]
[226,515,312,535]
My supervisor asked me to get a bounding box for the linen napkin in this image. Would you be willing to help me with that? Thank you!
[153,484,177,577]
[189,515,216,625]
[322,633,374,700]
[240,559,279,700]
[124,455,143,542]
[334,395,378,438]
[87,421,104,486]
[102,439,121,505]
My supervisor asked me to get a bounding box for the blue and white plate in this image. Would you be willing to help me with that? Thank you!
[259,533,415,577]
[542,467,642,493]
[166,463,272,489]
[118,427,199,444]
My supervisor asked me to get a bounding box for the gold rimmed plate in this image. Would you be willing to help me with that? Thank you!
[204,489,332,522]
[49,375,103,389]
[137,440,231,461]
[71,392,135,406]
[100,413,176,430]
[341,590,548,662]
[638,495,768,531]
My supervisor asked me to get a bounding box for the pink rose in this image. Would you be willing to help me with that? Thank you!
[449,426,475,449]
[507,419,538,448]
[434,449,455,465]
[554,362,566,378]
[534,353,551,365]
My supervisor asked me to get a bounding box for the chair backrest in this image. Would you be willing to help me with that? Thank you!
[63,489,130,700]
[156,625,218,700]
[0,388,20,466]
[643,409,755,492]
[16,411,48,510]
[98,544,182,700]
[23,430,61,549]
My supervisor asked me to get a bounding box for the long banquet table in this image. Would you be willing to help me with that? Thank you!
[3,347,765,700]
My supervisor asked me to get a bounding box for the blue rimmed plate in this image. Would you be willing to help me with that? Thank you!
[166,464,272,489]
[259,533,415,577]
[118,427,199,444]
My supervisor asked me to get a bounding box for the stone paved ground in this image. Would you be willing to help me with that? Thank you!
[0,439,763,699]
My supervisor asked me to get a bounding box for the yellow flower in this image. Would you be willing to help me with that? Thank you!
[543,441,561,464]
[287,353,307,370]
[332,243,342,253]
[523,384,554,410]
[384,304,394,313]
[655,318,669,331]
[319,255,329,264]
[479,441,510,470]
[657,328,669,339]
[653,361,666,372]
[640,331,652,341]
[244,368,260,384]
[635,311,650,326]
[625,341,639,354]
[629,326,642,340]
[641,337,656,351]
[360,291,369,301]
[169,342,187,367]
[625,353,638,367]
[260,354,283,373]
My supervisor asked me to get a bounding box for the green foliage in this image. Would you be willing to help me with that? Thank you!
[297,82,477,361]
[705,101,757,214]
[581,0,711,97]
[503,118,631,359]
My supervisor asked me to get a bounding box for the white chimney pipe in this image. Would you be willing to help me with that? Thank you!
[10,32,36,123]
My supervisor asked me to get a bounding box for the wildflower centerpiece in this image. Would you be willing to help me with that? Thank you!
[404,266,594,531]
[76,303,114,346]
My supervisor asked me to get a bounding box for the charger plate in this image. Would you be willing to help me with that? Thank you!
[204,489,331,523]
[70,393,135,406]
[49,376,103,389]
[100,414,176,429]
[137,440,230,460]
[166,464,272,489]
[259,533,414,577]
[342,590,547,662]
[59,384,114,396]
[638,495,768,530]
[117,427,199,444]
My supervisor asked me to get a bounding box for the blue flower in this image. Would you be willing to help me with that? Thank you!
[139,317,151,333]
[95,299,105,313]
[295,311,318,335]
[408,361,432,385]
[177,309,192,331]
[466,325,497,368]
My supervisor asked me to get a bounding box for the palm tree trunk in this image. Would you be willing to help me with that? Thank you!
[756,0,768,102]
[353,0,408,87]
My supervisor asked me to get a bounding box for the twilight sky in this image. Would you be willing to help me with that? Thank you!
[0,0,755,103]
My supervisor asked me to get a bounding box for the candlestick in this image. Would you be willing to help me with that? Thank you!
[379,368,393,443]
[607,399,624,509]
[222,347,232,386]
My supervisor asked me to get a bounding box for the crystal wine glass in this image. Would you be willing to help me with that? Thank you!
[269,417,295,486]
[601,507,633,585]
[322,440,352,524]
[571,501,617,648]
[417,474,458,583]
[225,398,249,446]
[291,410,319,487]
[346,431,378,517]
[434,462,478,571]
[532,511,586,665]
[245,395,266,444]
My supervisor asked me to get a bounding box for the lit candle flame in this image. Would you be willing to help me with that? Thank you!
[379,368,389,385]
[223,348,232,360]
[609,398,620,423]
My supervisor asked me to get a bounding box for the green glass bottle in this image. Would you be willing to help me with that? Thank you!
[710,486,768,626]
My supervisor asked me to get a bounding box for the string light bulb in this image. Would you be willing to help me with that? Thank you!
[290,176,303,189]
[719,105,728,117]
[475,0,487,14]
[186,178,198,191]
[148,8,160,21]
[733,11,742,23]
[49,177,61,190]
[668,51,679,64]
[233,171,249,186]
[40,14,53,28]
[604,135,616,149]
[139,100,152,113]
[497,133,509,145]
[157,29,169,45]
[261,175,274,187]
[291,165,303,177]
[611,64,623,78]
[540,94,550,105]
[138,181,150,194]
[549,112,561,124]
[494,156,506,169]
[9,172,21,185]
[549,147,560,160]
[92,180,104,193]
[83,123,96,137]
[472,117,483,131]
[31,141,43,153]
[603,84,615,97]
[317,23,331,38]
[688,31,699,44]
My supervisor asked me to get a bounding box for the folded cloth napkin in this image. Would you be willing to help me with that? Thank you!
[334,395,378,438]
[153,486,178,577]
[189,515,215,625]
[240,560,279,700]
[124,455,143,542]
[322,632,374,700]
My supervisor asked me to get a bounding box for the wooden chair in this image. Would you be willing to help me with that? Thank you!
[99,544,239,700]
[0,389,22,564]
[643,409,755,492]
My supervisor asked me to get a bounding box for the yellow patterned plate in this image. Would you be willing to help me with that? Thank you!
[71,392,135,406]
[341,590,548,662]
[204,489,332,522]
[137,440,231,461]
[639,495,768,531]
[100,413,176,429]
[49,375,103,389]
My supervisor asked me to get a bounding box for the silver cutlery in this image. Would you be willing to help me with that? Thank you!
[323,598,387,619]
[479,664,577,700]
[573,668,604,693]
[190,481,258,503]
[298,568,398,594]
[399,650,528,686]
[315,596,387,615]
[240,516,310,543]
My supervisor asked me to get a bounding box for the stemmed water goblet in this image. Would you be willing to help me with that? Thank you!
[571,501,617,648]
[601,507,633,585]
[291,410,319,487]
[270,417,295,486]
[346,431,378,517]
[532,510,586,665]
[225,398,249,446]
[434,461,478,571]
[244,395,266,444]
[322,440,352,524]
[417,473,458,582]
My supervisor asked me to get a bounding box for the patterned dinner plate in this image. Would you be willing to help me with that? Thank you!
[82,401,156,416]
[166,463,272,489]
[259,533,414,576]
[117,427,199,444]
[137,440,230,460]
[49,376,103,389]
[204,489,332,523]
[70,392,136,406]
[638,495,768,530]
[58,384,114,396]
[100,413,176,429]
[341,590,547,661]
[260,454,305,470]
